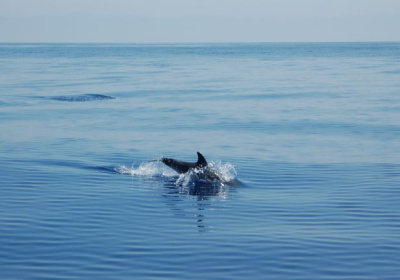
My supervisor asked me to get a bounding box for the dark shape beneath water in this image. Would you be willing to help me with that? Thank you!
[50,94,115,102]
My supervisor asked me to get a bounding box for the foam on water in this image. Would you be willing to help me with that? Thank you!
[115,160,176,178]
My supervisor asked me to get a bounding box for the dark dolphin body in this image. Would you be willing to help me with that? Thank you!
[160,152,225,182]
[161,152,208,174]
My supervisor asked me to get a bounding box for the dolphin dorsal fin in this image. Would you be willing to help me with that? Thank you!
[196,152,208,167]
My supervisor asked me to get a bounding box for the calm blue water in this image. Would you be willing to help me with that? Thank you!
[1,43,400,279]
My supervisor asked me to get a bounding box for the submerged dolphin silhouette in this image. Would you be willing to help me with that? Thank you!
[161,152,208,174]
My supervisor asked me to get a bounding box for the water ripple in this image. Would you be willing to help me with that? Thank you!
[2,43,400,280]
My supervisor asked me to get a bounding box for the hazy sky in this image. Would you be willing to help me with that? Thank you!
[1,0,400,42]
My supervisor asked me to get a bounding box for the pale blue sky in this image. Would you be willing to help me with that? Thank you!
[1,0,400,42]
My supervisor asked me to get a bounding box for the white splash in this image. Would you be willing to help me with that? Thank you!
[208,161,237,182]
[115,160,176,178]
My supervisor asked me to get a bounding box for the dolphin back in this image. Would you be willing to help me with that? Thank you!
[161,152,208,174]
[160,158,196,173]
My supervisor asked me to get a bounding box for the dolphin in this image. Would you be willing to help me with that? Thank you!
[161,152,208,174]
[160,152,237,184]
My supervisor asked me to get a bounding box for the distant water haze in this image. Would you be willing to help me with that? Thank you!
[1,0,400,42]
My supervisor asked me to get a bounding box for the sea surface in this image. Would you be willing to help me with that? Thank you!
[1,43,400,279]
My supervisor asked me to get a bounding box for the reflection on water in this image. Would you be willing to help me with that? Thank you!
[137,172,238,233]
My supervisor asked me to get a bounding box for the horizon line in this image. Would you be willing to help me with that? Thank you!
[1,41,400,44]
